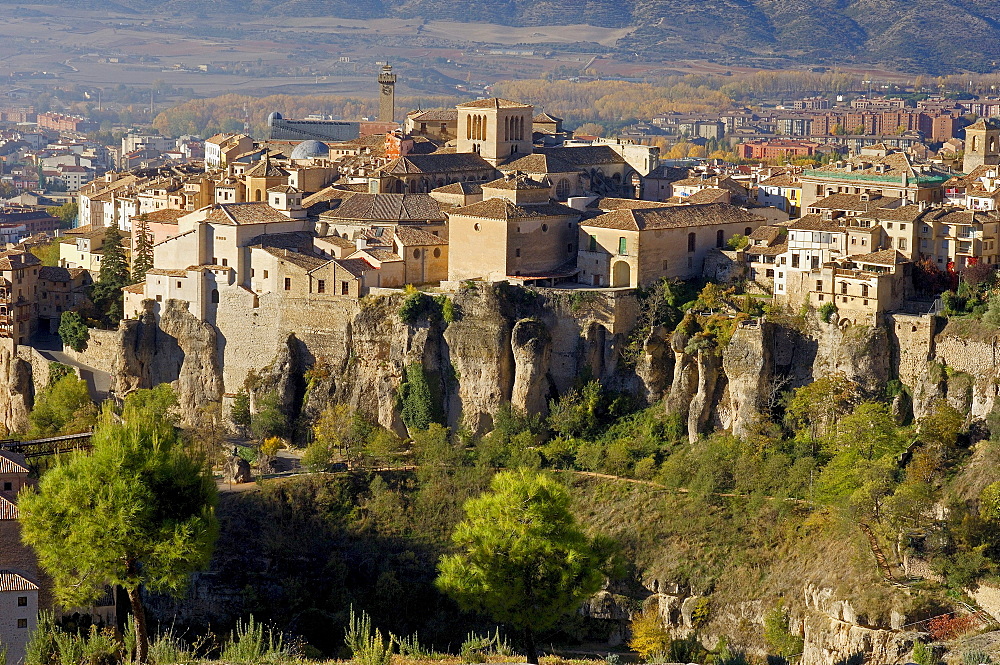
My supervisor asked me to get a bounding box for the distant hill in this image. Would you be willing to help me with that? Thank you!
[12,0,1000,74]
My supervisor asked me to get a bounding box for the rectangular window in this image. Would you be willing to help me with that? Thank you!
[18,619,27,628]
[176,281,182,288]
[341,281,349,295]
[816,280,823,291]
[251,269,255,277]
[515,248,521,257]
[841,282,847,294]
[317,280,325,294]
[618,237,627,255]
[791,253,799,268]
[17,596,27,607]
[221,258,228,266]
[263,270,269,278]
[284,278,291,291]
[898,238,907,250]
[662,260,668,271]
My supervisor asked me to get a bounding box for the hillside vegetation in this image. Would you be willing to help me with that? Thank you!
[7,0,1000,72]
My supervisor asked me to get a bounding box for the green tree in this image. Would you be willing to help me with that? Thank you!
[46,202,78,229]
[57,311,90,352]
[89,220,130,323]
[18,392,218,664]
[399,363,443,432]
[436,469,610,664]
[132,215,154,283]
[250,391,288,441]
[26,373,96,438]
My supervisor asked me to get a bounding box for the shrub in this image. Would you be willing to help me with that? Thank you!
[927,613,978,641]
[57,311,89,352]
[819,301,837,323]
[726,234,749,250]
[628,608,670,660]
[399,363,443,432]
[222,615,288,665]
[344,607,392,665]
[763,605,803,659]
[963,650,991,665]
[912,641,935,665]
[231,391,252,431]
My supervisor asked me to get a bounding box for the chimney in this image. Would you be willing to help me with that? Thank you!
[356,237,368,250]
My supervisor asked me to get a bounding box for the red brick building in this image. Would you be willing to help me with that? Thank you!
[738,139,820,161]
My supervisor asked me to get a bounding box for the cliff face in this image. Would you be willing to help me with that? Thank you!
[112,300,223,423]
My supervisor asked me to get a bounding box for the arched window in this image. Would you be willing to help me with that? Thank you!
[688,232,696,252]
[973,135,980,152]
[716,230,724,247]
[481,115,487,141]
[466,114,471,140]
[991,136,997,153]
[254,189,262,201]
[211,289,219,304]
[504,116,509,141]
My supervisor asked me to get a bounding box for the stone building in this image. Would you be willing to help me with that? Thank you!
[798,152,950,210]
[456,98,534,166]
[0,451,38,665]
[577,202,764,287]
[962,118,1000,174]
[447,174,580,283]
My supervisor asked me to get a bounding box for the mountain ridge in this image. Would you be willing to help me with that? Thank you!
[7,0,1000,74]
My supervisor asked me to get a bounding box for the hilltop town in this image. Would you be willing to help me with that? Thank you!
[9,61,1000,665]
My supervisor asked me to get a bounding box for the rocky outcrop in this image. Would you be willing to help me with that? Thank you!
[0,345,33,434]
[510,318,552,415]
[720,322,772,437]
[113,300,223,423]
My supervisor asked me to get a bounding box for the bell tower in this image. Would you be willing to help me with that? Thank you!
[378,64,396,124]
[963,118,1000,173]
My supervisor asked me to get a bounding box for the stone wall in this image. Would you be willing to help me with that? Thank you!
[62,328,120,373]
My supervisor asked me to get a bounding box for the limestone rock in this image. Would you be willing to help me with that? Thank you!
[720,322,773,438]
[222,455,252,484]
[112,299,222,425]
[510,318,552,415]
[0,345,33,434]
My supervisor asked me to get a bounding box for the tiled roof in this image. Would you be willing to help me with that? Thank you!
[381,153,495,175]
[449,198,579,221]
[582,203,763,232]
[499,153,577,174]
[331,257,374,277]
[810,193,902,212]
[247,231,315,252]
[536,145,625,167]
[0,570,38,592]
[788,214,841,231]
[38,266,72,282]
[408,109,458,122]
[122,283,145,294]
[593,197,674,211]
[457,98,530,109]
[206,203,291,226]
[243,158,288,179]
[321,194,447,223]
[749,225,785,245]
[0,451,29,474]
[759,174,800,187]
[260,247,329,271]
[483,174,549,190]
[140,209,185,224]
[0,250,41,270]
[431,181,482,195]
[391,226,447,246]
[684,188,730,204]
[355,248,403,263]
[316,235,357,249]
[851,249,907,266]
[0,494,18,520]
[533,112,563,122]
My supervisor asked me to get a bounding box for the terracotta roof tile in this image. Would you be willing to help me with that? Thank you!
[582,203,763,232]
[449,198,579,221]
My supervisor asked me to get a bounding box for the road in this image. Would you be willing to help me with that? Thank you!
[31,332,112,402]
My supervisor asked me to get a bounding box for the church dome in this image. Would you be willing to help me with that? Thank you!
[266,111,283,127]
[291,139,330,160]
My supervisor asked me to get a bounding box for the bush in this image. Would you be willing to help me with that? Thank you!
[57,311,89,352]
[819,301,837,323]
[628,608,670,660]
[726,234,749,250]
[399,363,443,432]
[927,614,979,641]
[912,642,935,665]
[231,391,251,431]
[344,607,392,665]
[763,605,803,659]
[222,615,288,665]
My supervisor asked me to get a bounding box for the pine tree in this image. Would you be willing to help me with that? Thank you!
[132,215,154,283]
[90,220,130,323]
[19,388,218,664]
